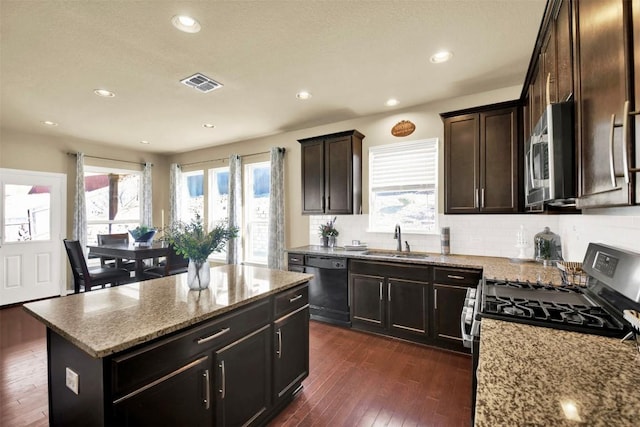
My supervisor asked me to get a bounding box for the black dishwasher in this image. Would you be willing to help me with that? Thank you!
[288,254,349,326]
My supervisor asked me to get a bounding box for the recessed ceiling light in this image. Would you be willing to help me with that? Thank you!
[94,89,115,97]
[139,140,150,145]
[430,51,453,64]
[296,91,312,100]
[203,123,216,128]
[385,98,399,107]
[41,120,58,127]
[171,15,201,33]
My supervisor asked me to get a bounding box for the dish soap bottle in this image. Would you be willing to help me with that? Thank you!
[534,226,563,266]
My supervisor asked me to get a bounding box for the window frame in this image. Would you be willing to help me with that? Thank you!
[367,138,439,235]
[207,166,230,262]
[242,160,270,266]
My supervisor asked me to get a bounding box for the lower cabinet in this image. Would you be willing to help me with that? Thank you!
[215,325,272,427]
[350,260,430,343]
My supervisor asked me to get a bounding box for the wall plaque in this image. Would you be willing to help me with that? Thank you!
[391,120,416,137]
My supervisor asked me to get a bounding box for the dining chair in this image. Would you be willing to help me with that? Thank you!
[63,239,132,293]
[143,245,189,279]
[96,233,135,270]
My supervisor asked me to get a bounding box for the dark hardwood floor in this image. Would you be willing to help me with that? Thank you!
[0,306,472,427]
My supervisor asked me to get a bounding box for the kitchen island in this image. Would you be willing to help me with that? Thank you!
[23,264,313,427]
[475,318,640,426]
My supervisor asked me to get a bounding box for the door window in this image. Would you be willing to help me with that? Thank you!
[3,184,51,242]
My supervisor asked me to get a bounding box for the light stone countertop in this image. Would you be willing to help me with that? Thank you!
[475,319,640,427]
[288,245,563,284]
[23,265,313,358]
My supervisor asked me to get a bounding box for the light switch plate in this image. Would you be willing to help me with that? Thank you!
[65,367,79,395]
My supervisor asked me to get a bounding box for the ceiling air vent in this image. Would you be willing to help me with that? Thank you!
[180,73,223,93]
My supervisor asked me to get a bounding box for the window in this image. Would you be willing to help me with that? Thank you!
[85,167,141,245]
[3,184,51,242]
[208,167,229,261]
[179,170,204,223]
[243,162,270,264]
[368,138,438,233]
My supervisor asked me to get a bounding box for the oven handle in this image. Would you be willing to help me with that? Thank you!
[528,135,536,186]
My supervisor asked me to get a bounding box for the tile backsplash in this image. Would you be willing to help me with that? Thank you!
[309,209,640,262]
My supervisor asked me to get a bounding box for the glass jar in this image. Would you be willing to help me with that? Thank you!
[534,226,563,266]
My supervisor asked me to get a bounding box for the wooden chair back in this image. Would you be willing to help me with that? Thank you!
[97,233,129,267]
[63,239,92,293]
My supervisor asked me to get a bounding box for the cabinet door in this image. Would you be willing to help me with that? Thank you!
[433,284,469,351]
[542,26,557,105]
[555,0,573,103]
[215,325,271,427]
[387,278,429,339]
[112,356,212,427]
[634,0,640,203]
[301,140,325,214]
[444,114,480,213]
[350,273,386,330]
[479,107,519,212]
[575,0,632,207]
[274,306,309,402]
[325,136,353,214]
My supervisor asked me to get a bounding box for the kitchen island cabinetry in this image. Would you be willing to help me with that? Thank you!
[350,260,430,343]
[298,130,364,215]
[432,267,482,352]
[23,266,312,427]
[442,101,521,214]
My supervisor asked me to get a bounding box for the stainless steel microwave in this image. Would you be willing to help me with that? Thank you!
[525,101,575,206]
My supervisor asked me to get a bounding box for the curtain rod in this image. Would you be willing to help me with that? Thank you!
[66,152,152,167]
[180,148,285,168]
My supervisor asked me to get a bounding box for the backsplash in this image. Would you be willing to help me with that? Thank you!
[309,211,640,262]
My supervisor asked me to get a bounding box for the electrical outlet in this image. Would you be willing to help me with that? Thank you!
[65,367,79,395]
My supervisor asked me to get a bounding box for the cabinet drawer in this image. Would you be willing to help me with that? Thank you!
[433,267,482,286]
[111,299,270,397]
[288,253,304,266]
[274,284,309,319]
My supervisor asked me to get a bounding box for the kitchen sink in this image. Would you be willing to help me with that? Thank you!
[362,250,430,260]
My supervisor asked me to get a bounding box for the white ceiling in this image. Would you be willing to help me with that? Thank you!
[0,0,547,154]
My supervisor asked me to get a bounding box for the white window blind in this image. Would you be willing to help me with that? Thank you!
[369,138,438,233]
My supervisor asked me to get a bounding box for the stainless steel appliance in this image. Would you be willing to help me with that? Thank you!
[525,101,575,206]
[461,243,640,420]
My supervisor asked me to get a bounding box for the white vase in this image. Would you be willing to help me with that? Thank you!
[187,259,210,290]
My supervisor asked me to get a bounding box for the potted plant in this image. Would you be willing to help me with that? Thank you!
[128,225,157,246]
[318,217,339,247]
[163,214,238,290]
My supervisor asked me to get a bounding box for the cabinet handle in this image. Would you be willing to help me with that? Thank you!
[447,274,465,280]
[474,188,479,208]
[388,283,391,302]
[290,257,300,262]
[203,369,210,410]
[321,196,325,211]
[379,282,383,300]
[434,288,438,310]
[219,360,226,399]
[289,294,303,303]
[481,188,485,209]
[545,72,551,105]
[609,113,618,188]
[197,327,230,345]
[621,100,630,184]
[276,328,282,359]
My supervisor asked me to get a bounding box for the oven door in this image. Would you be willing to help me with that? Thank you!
[460,283,481,348]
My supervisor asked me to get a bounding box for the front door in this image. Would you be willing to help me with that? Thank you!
[0,169,66,306]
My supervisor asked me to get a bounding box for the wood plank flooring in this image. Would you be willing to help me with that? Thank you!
[0,306,471,427]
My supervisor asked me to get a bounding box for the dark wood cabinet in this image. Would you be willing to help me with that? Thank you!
[350,260,430,343]
[298,130,364,215]
[574,0,635,208]
[273,306,309,402]
[442,101,520,213]
[432,267,482,353]
[214,325,272,427]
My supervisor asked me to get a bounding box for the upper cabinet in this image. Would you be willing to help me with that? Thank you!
[442,101,521,214]
[298,130,364,215]
[574,0,639,208]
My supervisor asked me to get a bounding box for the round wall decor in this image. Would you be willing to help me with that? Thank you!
[391,120,416,137]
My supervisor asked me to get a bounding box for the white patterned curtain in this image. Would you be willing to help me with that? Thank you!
[227,154,242,265]
[141,162,153,227]
[73,152,87,255]
[169,163,182,226]
[268,147,286,269]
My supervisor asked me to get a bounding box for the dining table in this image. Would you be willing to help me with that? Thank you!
[87,241,170,280]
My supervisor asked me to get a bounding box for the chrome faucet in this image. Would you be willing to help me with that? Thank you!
[394,224,402,252]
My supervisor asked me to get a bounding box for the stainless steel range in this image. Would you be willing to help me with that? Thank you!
[461,242,640,421]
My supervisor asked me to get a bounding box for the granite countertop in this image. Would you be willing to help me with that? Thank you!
[288,245,562,284]
[23,265,313,358]
[475,319,640,426]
